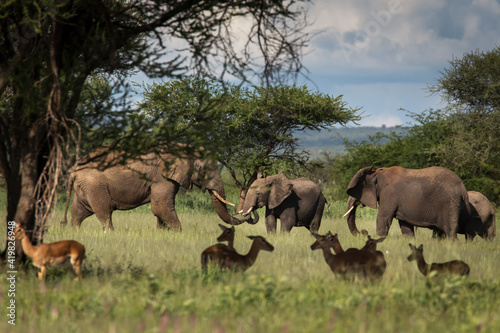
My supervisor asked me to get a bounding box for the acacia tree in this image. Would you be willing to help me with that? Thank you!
[0,0,311,258]
[140,77,361,210]
[428,46,500,201]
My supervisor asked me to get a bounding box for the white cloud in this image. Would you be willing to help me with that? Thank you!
[300,0,500,126]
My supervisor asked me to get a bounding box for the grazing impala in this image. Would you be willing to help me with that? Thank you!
[13,223,86,281]
[407,243,470,279]
[311,232,383,280]
[201,235,274,272]
[201,224,236,269]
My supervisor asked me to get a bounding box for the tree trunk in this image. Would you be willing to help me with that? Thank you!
[2,121,46,261]
[237,188,249,213]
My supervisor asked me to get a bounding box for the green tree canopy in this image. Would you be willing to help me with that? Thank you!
[428,46,500,114]
[0,0,312,257]
[139,77,361,208]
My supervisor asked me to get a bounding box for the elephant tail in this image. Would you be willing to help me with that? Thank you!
[61,172,76,225]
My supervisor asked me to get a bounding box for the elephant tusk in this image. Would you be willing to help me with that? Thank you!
[244,207,253,215]
[212,190,235,207]
[237,210,243,214]
[343,205,355,217]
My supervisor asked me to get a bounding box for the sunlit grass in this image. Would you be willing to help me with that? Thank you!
[1,201,499,332]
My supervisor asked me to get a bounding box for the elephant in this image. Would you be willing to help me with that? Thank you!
[238,174,327,233]
[61,151,253,231]
[344,166,470,239]
[461,191,496,240]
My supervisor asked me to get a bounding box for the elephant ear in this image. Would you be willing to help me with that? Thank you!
[346,166,378,209]
[268,174,293,209]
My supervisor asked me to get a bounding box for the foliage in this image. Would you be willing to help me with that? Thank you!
[139,77,361,206]
[428,46,500,114]
[0,0,312,245]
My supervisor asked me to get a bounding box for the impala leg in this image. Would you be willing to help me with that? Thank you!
[71,255,84,281]
[73,263,83,281]
[38,265,47,281]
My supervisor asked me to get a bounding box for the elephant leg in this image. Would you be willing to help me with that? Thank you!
[376,207,395,236]
[82,188,115,231]
[95,211,114,231]
[465,233,476,241]
[279,209,296,233]
[432,229,446,239]
[151,181,182,231]
[265,210,277,233]
[70,199,93,228]
[443,211,459,239]
[398,220,415,237]
[309,197,326,233]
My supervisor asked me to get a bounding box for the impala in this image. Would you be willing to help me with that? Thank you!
[13,223,86,281]
[311,232,384,280]
[201,235,274,272]
[201,224,235,269]
[407,243,470,279]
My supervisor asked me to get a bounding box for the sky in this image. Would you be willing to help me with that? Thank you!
[294,0,500,127]
[131,0,500,128]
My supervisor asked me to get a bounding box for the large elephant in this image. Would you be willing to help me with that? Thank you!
[61,151,252,231]
[238,174,327,233]
[462,191,496,240]
[345,166,470,238]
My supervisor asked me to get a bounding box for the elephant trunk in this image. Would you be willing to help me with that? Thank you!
[345,196,361,235]
[209,189,249,225]
[243,208,260,225]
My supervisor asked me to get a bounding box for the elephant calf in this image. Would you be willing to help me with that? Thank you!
[462,191,496,240]
[238,174,327,233]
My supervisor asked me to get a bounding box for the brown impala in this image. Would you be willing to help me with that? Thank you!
[407,243,470,279]
[311,232,384,280]
[201,235,274,272]
[14,223,86,281]
[201,224,236,269]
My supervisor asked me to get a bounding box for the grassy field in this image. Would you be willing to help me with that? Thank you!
[1,199,499,333]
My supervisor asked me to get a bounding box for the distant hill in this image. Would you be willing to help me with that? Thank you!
[297,126,408,157]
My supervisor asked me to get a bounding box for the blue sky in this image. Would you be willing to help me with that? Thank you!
[295,0,500,126]
[132,0,500,128]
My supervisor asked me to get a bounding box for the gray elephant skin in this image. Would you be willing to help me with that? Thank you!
[463,191,496,240]
[239,174,327,233]
[345,166,470,238]
[62,151,248,231]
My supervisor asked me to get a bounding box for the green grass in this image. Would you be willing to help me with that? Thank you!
[1,202,500,333]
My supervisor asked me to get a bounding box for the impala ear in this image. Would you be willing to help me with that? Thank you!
[418,244,424,251]
[409,243,415,250]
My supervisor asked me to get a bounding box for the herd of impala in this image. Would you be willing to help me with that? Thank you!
[200,224,470,280]
[12,221,470,282]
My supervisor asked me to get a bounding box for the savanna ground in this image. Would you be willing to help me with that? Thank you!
[1,189,499,333]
